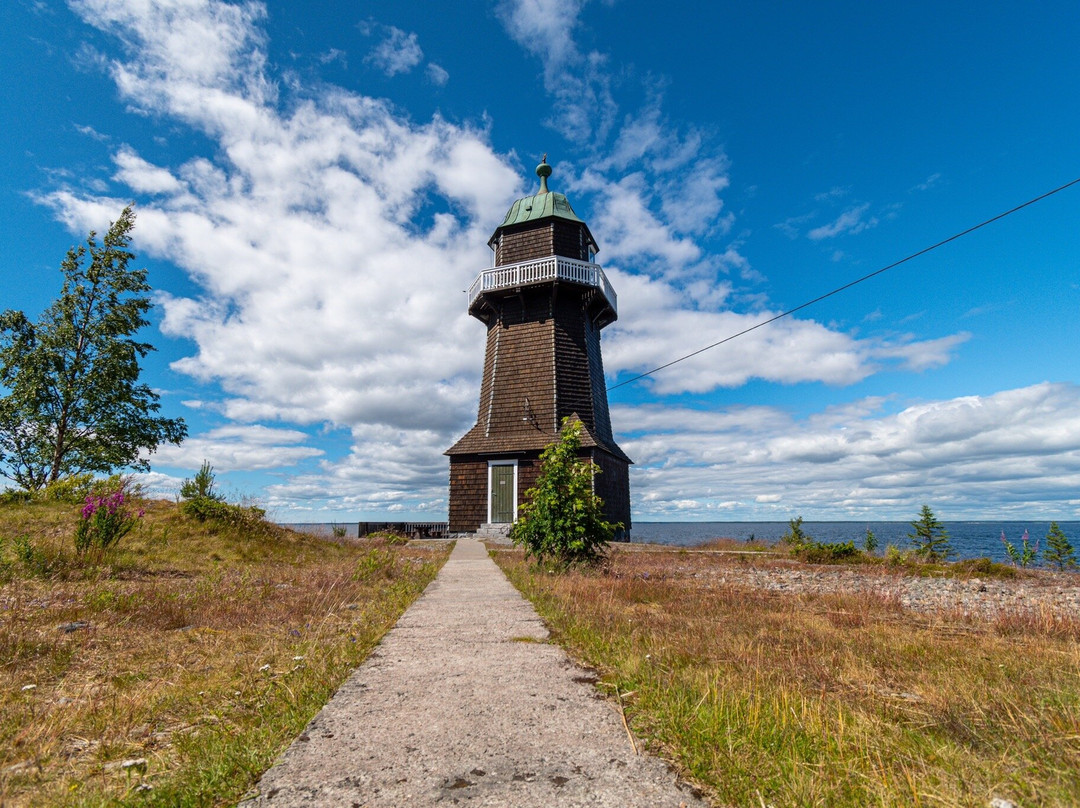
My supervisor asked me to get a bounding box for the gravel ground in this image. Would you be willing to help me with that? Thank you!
[239,539,705,807]
[658,554,1080,620]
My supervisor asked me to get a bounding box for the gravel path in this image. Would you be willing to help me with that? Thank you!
[240,539,704,807]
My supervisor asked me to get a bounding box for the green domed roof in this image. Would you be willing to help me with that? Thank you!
[496,157,584,228]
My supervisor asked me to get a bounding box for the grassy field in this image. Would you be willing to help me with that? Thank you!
[0,498,448,807]
[494,546,1080,808]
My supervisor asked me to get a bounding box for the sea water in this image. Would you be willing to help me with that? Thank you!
[282,520,1080,564]
[630,521,1080,563]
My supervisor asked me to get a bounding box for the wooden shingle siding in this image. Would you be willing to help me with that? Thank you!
[592,450,632,532]
[448,284,628,461]
[486,295,555,437]
[448,459,487,532]
[553,296,598,435]
[586,313,614,444]
[497,221,594,265]
[497,225,554,266]
[552,220,588,261]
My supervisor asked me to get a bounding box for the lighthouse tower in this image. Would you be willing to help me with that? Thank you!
[446,158,631,537]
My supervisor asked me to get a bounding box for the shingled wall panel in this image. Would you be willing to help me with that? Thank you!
[552,220,588,261]
[448,459,487,532]
[485,294,557,438]
[497,225,554,266]
[447,455,544,533]
[584,308,614,444]
[552,295,595,433]
[592,450,632,533]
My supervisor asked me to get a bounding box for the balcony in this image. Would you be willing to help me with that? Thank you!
[467,255,617,322]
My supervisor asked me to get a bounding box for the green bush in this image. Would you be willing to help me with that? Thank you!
[177,461,263,529]
[41,473,99,503]
[953,557,1018,579]
[796,541,862,564]
[182,496,265,528]
[354,548,396,582]
[0,488,32,505]
[884,544,905,565]
[180,460,221,502]
[0,474,141,506]
[863,528,878,554]
[6,534,59,577]
[511,418,616,568]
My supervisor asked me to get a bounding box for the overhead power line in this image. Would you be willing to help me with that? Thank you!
[607,176,1080,393]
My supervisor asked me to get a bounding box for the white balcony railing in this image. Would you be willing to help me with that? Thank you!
[467,255,616,315]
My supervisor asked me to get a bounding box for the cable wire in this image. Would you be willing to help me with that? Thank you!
[607,176,1080,392]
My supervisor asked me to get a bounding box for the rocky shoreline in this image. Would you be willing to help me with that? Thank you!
[647,550,1080,621]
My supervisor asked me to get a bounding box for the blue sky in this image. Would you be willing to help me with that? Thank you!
[2,0,1079,522]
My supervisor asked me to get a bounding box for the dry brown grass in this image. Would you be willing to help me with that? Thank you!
[689,537,776,553]
[0,500,448,807]
[495,546,1080,808]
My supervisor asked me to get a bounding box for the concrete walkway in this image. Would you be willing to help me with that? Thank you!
[240,539,705,807]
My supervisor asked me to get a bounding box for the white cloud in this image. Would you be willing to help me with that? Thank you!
[131,470,188,499]
[601,270,968,394]
[364,25,423,77]
[426,63,449,86]
[151,425,323,471]
[496,0,616,144]
[112,146,184,194]
[74,123,110,141]
[815,186,849,202]
[774,212,813,239]
[808,203,879,240]
[618,382,1080,520]
[913,172,942,192]
[318,47,347,67]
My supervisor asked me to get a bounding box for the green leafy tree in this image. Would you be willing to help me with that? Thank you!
[510,418,616,567]
[0,206,185,490]
[1043,522,1077,571]
[908,504,951,561]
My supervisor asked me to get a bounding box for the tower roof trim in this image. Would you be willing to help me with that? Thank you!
[493,156,585,233]
[497,189,584,227]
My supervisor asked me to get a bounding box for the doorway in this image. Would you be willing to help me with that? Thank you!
[488,462,516,523]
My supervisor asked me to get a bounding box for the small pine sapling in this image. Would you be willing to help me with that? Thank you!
[908,505,951,561]
[781,516,810,547]
[863,527,878,555]
[180,460,222,501]
[1043,522,1077,571]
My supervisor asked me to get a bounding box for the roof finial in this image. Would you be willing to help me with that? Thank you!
[536,154,551,194]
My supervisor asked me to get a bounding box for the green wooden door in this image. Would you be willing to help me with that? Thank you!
[490,464,515,523]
